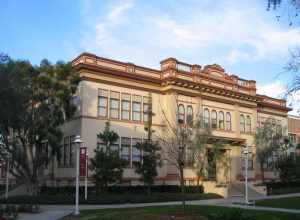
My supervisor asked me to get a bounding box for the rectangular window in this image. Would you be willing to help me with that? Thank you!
[143,97,150,122]
[63,137,69,167]
[70,135,75,167]
[98,89,108,117]
[132,95,142,121]
[121,137,131,166]
[132,138,142,167]
[121,93,131,120]
[110,91,120,119]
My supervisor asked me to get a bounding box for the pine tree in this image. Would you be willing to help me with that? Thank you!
[89,122,126,194]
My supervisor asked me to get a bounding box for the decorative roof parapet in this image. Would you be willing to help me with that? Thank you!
[72,53,290,111]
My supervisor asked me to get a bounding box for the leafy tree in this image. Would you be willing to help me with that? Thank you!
[0,55,79,195]
[134,95,161,195]
[89,122,126,194]
[277,154,300,182]
[254,118,290,183]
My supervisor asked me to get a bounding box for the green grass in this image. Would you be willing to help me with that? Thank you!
[256,197,300,210]
[61,205,300,220]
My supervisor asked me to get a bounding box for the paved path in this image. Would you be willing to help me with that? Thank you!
[18,193,300,220]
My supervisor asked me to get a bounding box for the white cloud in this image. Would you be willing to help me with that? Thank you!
[257,81,286,98]
[107,0,134,24]
[78,0,300,68]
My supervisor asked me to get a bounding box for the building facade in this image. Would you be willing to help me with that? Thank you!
[43,53,294,189]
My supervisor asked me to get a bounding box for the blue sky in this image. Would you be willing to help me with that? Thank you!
[1,0,300,113]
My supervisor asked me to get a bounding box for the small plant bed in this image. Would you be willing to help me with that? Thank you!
[256,197,300,210]
[0,193,222,205]
[60,205,300,220]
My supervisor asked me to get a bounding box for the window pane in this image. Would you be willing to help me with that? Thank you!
[110,99,119,119]
[211,110,217,129]
[133,102,141,121]
[121,137,131,166]
[122,100,130,120]
[133,102,141,111]
[143,103,149,122]
[133,112,141,121]
[99,97,107,107]
[98,97,107,117]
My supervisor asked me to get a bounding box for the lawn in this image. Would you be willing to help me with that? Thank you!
[60,205,300,220]
[256,197,300,210]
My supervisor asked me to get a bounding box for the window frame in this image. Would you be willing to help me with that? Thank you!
[121,93,131,120]
[218,111,225,130]
[226,112,231,131]
[211,110,217,129]
[186,105,193,125]
[203,108,210,128]
[178,104,185,124]
[98,91,108,117]
[240,114,245,133]
[246,116,251,133]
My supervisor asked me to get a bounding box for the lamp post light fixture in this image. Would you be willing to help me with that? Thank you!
[242,145,251,206]
[73,135,83,216]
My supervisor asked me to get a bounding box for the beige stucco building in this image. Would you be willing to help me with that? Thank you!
[42,53,294,192]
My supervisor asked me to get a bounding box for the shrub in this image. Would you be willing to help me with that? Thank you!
[0,193,221,205]
[39,185,204,195]
[266,181,300,195]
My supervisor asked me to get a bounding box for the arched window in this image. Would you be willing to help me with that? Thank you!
[211,110,217,129]
[178,104,185,124]
[246,116,251,133]
[240,114,245,133]
[218,111,224,130]
[226,112,231,131]
[186,106,193,125]
[204,108,210,128]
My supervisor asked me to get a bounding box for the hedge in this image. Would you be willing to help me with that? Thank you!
[266,181,300,195]
[39,185,204,195]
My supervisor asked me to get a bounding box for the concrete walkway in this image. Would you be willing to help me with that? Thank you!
[18,193,300,220]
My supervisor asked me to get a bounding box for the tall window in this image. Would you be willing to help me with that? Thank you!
[143,97,150,122]
[70,135,76,167]
[121,93,131,120]
[63,137,69,167]
[219,111,224,130]
[132,95,142,121]
[186,105,193,125]
[98,89,108,117]
[121,137,131,166]
[204,108,210,128]
[246,116,251,133]
[132,138,142,167]
[226,112,231,131]
[240,114,245,133]
[178,104,185,124]
[110,91,120,119]
[211,110,217,129]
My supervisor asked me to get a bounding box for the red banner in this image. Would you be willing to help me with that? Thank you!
[80,146,87,177]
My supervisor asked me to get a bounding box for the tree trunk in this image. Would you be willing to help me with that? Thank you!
[179,168,186,212]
